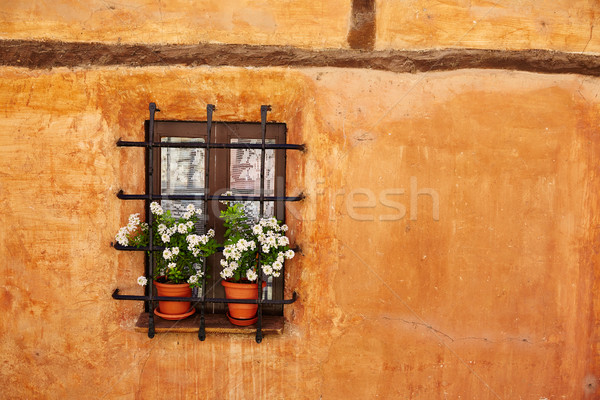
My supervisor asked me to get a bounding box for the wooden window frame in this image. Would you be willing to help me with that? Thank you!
[150,120,287,315]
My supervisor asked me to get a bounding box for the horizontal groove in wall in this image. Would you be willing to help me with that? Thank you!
[1,39,599,76]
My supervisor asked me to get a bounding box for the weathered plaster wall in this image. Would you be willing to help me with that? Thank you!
[1,0,598,52]
[0,0,352,48]
[1,65,599,399]
[1,1,600,399]
[376,0,600,52]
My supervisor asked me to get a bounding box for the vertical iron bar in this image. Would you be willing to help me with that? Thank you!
[199,104,215,341]
[147,102,159,339]
[256,105,270,343]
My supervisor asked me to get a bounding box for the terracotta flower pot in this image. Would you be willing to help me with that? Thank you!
[221,280,266,326]
[154,281,195,320]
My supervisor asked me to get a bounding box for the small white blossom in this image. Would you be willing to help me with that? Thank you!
[281,224,288,232]
[186,221,194,228]
[157,224,167,234]
[128,213,140,226]
[277,236,289,247]
[188,274,198,284]
[207,229,215,237]
[137,276,148,286]
[272,271,281,278]
[161,233,170,243]
[172,247,180,256]
[219,190,233,205]
[150,201,164,215]
[115,227,129,246]
[177,223,188,234]
[285,249,295,259]
[162,248,173,260]
[183,211,193,220]
[186,203,195,212]
[262,264,273,275]
[168,262,176,269]
[246,269,258,281]
[252,225,262,235]
[273,260,283,271]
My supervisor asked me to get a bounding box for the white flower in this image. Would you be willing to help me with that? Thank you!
[252,225,262,235]
[186,221,194,228]
[281,224,288,232]
[172,247,180,256]
[246,269,258,281]
[177,223,188,234]
[188,274,198,284]
[186,203,195,212]
[262,264,273,275]
[168,262,176,269]
[220,268,234,279]
[207,229,215,237]
[150,201,163,215]
[137,276,148,286]
[128,213,140,226]
[157,224,167,234]
[220,259,228,267]
[219,191,233,204]
[273,260,283,271]
[162,248,173,260]
[272,271,281,278]
[161,233,170,243]
[277,253,285,263]
[183,211,193,220]
[115,227,129,246]
[277,236,289,247]
[285,249,295,259]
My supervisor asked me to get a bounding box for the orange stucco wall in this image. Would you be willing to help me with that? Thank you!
[1,2,600,399]
[1,66,599,399]
[1,0,599,52]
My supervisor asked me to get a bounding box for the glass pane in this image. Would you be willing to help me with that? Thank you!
[229,138,275,220]
[160,137,205,228]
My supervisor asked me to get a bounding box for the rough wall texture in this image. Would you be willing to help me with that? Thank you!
[1,0,598,52]
[1,1,600,399]
[0,0,351,48]
[377,0,600,52]
[1,66,599,399]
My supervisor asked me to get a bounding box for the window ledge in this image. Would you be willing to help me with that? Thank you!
[134,312,284,335]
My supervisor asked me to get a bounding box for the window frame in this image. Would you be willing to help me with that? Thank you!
[150,120,288,315]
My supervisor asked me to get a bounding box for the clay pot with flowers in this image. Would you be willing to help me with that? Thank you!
[219,201,294,326]
[115,202,219,320]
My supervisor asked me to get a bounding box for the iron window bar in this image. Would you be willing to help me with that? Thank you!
[113,103,302,343]
[116,191,304,202]
[117,140,305,151]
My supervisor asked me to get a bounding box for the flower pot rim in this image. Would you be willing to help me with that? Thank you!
[154,279,191,287]
[221,280,267,288]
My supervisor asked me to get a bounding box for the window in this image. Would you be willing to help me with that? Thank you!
[113,103,303,342]
[151,120,287,315]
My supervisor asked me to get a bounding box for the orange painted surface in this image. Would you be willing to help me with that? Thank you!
[2,0,600,53]
[0,0,351,48]
[377,0,600,52]
[0,66,599,398]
